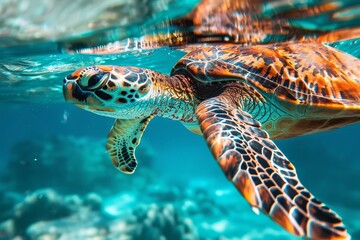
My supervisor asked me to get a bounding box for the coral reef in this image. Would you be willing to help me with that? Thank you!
[0,188,103,239]
[126,204,198,240]
[2,134,360,239]
[0,187,199,240]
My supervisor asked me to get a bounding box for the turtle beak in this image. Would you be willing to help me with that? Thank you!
[63,75,90,104]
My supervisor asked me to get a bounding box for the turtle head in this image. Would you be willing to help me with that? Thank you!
[63,65,154,118]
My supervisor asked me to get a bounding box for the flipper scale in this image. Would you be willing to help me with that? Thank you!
[196,91,349,239]
[106,116,153,174]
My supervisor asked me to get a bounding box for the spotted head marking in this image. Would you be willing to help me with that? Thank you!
[63,65,153,118]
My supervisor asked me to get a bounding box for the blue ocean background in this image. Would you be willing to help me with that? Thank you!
[1,1,360,239]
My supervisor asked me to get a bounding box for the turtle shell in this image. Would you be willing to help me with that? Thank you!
[171,43,360,116]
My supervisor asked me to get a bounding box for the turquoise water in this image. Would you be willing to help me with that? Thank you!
[1,1,360,239]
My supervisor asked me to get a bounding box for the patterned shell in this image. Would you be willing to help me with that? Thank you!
[171,43,360,114]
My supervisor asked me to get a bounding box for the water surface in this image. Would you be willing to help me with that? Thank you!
[1,1,360,239]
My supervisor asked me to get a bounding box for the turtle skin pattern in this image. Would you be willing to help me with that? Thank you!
[196,89,348,239]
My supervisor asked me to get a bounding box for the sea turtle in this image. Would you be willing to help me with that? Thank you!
[63,42,360,239]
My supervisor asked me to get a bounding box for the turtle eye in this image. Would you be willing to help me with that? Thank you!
[81,72,109,90]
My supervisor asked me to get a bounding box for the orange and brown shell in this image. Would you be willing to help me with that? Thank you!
[173,43,360,108]
[171,42,360,136]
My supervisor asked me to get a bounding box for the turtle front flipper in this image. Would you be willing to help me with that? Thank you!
[196,94,349,239]
[106,116,153,174]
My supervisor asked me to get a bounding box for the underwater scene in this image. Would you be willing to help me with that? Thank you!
[1,0,360,239]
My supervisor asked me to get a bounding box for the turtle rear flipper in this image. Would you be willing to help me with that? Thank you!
[107,116,153,174]
[196,90,349,239]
